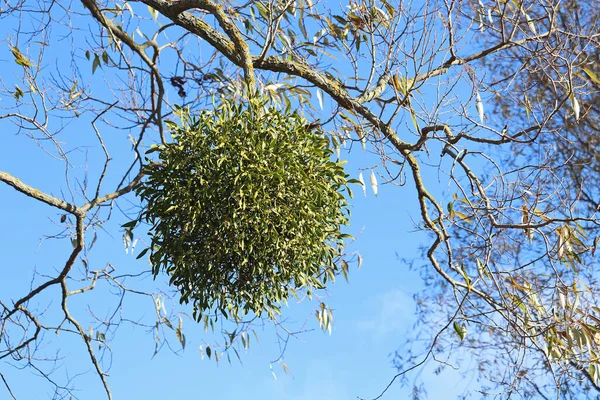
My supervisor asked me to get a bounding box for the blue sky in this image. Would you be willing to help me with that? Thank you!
[1,123,472,399]
[0,2,484,398]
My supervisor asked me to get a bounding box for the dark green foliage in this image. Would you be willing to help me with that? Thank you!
[136,98,352,321]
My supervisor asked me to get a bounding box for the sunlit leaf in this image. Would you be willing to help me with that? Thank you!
[369,170,378,196]
[316,88,324,110]
[524,13,537,35]
[476,91,484,124]
[583,68,600,85]
[454,321,466,341]
[11,46,35,67]
[358,172,366,196]
[571,95,580,120]
[147,5,158,20]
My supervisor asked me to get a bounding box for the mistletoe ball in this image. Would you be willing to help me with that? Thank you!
[136,98,352,321]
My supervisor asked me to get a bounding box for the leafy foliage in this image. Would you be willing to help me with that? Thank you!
[3,0,600,397]
[136,97,352,322]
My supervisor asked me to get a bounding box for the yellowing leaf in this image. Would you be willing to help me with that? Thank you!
[391,74,402,93]
[148,5,158,20]
[410,108,420,134]
[447,201,455,219]
[583,68,600,85]
[11,46,35,68]
[175,326,186,349]
[341,259,349,282]
[454,211,471,223]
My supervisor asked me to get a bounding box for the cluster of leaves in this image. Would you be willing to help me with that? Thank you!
[136,97,353,322]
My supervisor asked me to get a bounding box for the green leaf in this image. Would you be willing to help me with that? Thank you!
[136,247,150,260]
[89,232,98,251]
[454,321,466,341]
[298,4,308,40]
[447,201,455,219]
[254,2,268,20]
[14,85,25,100]
[92,54,101,74]
[122,220,138,228]
[460,264,471,287]
[410,108,420,134]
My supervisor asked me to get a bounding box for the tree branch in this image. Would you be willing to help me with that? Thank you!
[0,171,79,214]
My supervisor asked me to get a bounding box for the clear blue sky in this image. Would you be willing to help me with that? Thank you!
[0,3,479,398]
[2,126,470,399]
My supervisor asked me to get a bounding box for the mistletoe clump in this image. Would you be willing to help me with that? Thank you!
[136,98,352,321]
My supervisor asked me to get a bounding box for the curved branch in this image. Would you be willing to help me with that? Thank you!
[80,0,166,142]
[169,0,255,91]
[61,278,112,399]
[81,169,145,212]
[130,0,411,152]
[0,171,79,214]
